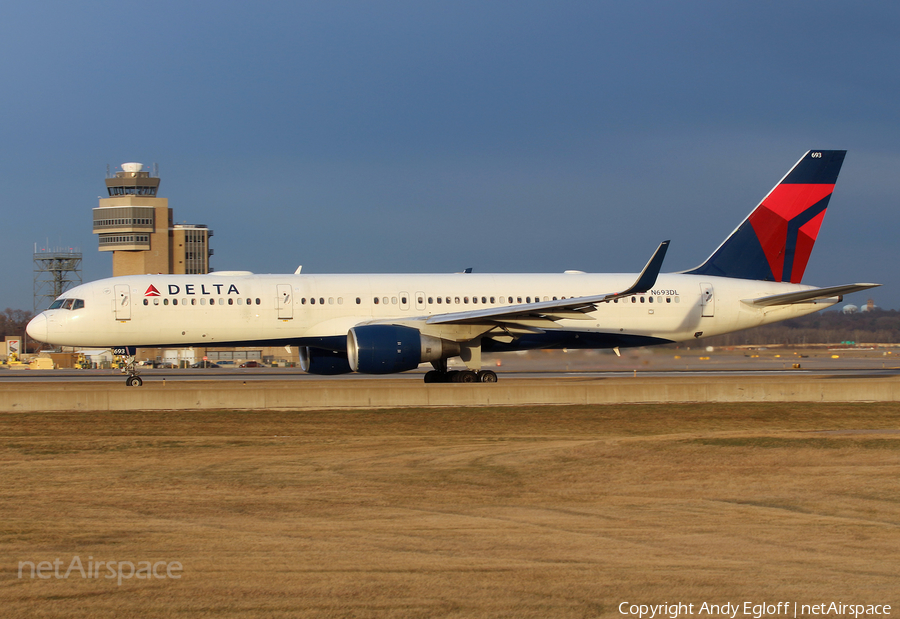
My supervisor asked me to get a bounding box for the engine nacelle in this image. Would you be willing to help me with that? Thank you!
[299,346,353,375]
[347,325,460,374]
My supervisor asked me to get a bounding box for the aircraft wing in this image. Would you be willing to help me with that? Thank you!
[425,241,670,327]
[742,283,881,307]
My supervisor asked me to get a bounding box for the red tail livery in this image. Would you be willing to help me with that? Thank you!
[688,150,845,282]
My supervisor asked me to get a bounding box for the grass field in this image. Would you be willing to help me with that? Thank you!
[2,403,899,618]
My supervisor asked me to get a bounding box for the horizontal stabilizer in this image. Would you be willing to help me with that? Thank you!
[742,283,880,307]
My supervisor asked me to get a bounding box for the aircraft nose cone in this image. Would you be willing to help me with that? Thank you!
[26,313,47,342]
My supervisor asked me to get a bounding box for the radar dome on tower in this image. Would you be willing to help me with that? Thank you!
[121,162,143,173]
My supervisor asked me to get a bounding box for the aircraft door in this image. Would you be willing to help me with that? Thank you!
[277,284,293,319]
[114,284,131,320]
[400,291,410,311]
[415,291,426,311]
[700,282,715,317]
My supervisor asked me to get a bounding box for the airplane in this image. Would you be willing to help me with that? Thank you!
[26,150,878,386]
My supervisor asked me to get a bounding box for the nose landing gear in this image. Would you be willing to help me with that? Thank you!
[120,355,143,387]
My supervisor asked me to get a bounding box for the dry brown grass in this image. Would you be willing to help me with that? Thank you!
[1,403,899,618]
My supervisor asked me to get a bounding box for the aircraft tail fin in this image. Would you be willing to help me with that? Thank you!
[685,150,846,283]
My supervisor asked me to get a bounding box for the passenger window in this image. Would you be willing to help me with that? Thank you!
[482,297,487,304]
[237,298,243,305]
[436,297,442,304]
[192,299,197,306]
[418,296,424,304]
[517,297,522,303]
[356,298,361,304]
[631,297,636,303]
[648,297,653,304]
[311,298,316,304]
[427,297,433,304]
[383,297,389,305]
[464,297,469,304]
[526,297,531,303]
[228,298,234,305]
[666,297,671,303]
[173,299,178,306]
[153,298,159,306]
[508,297,513,303]
[675,296,680,303]
[338,298,343,305]
[401,297,407,304]
[143,299,149,306]
[472,297,477,304]
[329,298,334,305]
[490,297,495,303]
[455,297,460,304]
[446,297,450,304]
[320,298,325,305]
[374,297,379,304]
[163,298,169,306]
[391,297,397,305]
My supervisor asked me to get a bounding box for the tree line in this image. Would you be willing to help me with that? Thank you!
[699,308,900,347]
[0,308,34,341]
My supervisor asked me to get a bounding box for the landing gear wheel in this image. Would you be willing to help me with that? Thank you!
[478,370,498,383]
[125,375,143,387]
[424,371,441,383]
[455,370,478,383]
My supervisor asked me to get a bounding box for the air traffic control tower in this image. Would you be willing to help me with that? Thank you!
[93,163,213,276]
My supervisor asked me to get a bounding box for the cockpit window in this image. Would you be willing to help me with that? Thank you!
[48,298,85,310]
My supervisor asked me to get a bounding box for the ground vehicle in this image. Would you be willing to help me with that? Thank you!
[191,360,220,368]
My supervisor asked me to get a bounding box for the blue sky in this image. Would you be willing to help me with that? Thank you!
[2,1,898,311]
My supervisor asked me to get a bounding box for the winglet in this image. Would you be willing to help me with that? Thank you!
[612,240,670,298]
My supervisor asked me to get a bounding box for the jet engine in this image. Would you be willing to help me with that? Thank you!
[347,325,460,374]
[299,346,353,375]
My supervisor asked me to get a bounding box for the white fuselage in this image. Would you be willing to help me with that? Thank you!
[28,271,835,351]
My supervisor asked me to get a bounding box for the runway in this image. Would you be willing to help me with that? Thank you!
[3,364,900,383]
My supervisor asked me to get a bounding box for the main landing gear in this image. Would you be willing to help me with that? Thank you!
[121,355,143,387]
[423,369,498,383]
